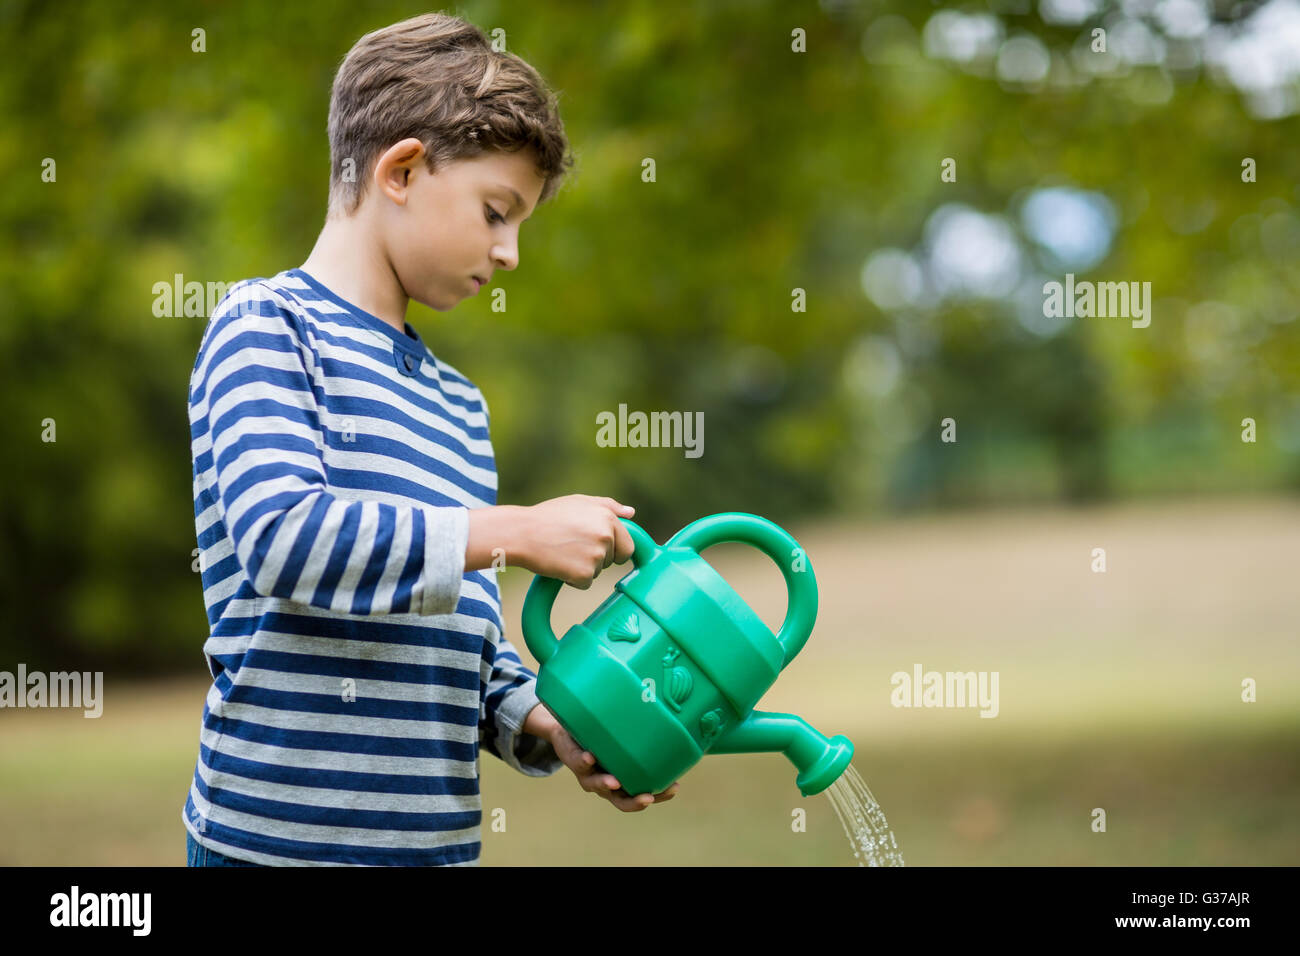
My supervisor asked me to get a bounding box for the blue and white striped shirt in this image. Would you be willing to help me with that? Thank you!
[183,268,562,866]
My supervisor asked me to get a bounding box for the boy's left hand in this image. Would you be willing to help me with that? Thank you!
[524,703,680,812]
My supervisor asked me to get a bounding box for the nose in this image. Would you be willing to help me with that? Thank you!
[492,233,520,272]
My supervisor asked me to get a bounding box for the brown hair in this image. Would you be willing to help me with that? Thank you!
[325,12,575,218]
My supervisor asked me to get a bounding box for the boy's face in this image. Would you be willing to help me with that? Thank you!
[374,142,546,312]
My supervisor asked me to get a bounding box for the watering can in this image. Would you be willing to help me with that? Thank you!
[521,512,854,797]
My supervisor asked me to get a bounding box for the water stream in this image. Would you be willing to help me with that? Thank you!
[824,764,905,866]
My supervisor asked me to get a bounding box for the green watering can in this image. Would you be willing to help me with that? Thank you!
[521,512,854,797]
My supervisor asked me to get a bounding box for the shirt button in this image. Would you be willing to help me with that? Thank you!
[403,354,415,372]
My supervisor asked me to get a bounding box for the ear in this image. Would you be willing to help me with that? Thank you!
[373,138,426,206]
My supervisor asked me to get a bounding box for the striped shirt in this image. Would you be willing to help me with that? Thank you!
[182,267,562,866]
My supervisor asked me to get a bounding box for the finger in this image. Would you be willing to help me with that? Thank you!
[603,517,619,568]
[612,517,635,563]
[570,751,599,779]
[602,497,635,517]
[580,772,616,796]
[605,789,653,812]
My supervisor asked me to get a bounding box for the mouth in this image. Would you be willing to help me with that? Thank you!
[471,275,487,292]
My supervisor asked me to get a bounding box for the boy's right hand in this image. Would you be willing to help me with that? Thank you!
[516,494,637,588]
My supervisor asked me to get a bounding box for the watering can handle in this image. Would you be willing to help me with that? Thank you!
[666,512,818,669]
[521,519,660,666]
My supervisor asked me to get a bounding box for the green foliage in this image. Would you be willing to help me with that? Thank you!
[0,0,1296,667]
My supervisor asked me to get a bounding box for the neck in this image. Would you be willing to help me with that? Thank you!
[300,211,410,335]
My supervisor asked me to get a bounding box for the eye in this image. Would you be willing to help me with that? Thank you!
[486,205,506,225]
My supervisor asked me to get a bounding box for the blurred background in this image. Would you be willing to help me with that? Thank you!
[1,0,1296,865]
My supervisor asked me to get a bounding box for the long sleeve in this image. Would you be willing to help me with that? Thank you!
[190,281,469,617]
[479,630,565,776]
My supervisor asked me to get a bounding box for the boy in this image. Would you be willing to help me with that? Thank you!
[183,12,678,867]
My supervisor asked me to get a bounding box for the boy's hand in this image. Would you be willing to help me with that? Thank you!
[525,703,680,812]
[515,494,638,589]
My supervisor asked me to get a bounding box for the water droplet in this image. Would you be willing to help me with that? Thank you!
[823,765,905,867]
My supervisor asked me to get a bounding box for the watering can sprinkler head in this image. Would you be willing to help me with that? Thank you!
[521,512,856,798]
[803,734,855,796]
[798,732,855,796]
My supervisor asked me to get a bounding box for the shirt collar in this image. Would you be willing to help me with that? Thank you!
[288,267,427,359]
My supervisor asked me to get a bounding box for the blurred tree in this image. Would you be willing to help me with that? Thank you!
[0,0,1295,668]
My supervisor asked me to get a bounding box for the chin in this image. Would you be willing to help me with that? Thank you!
[421,292,457,313]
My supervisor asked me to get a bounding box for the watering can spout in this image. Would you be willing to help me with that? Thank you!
[710,710,854,796]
